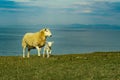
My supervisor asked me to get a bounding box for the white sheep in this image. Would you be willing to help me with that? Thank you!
[22,28,52,58]
[43,41,54,58]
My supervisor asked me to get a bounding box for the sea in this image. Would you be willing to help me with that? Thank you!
[0,25,120,56]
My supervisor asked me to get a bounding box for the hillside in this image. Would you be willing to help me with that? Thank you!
[0,52,120,80]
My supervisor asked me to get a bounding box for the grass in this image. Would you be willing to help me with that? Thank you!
[0,52,120,80]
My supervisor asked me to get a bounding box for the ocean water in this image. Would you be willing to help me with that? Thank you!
[0,25,120,56]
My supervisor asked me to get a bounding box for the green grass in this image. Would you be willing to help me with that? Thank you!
[0,52,120,80]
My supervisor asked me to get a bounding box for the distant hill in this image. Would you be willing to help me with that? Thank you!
[55,24,120,30]
[1,24,120,30]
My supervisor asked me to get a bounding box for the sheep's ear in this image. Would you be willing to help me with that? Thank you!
[44,27,48,30]
[44,28,47,31]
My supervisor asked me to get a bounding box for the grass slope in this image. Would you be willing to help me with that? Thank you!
[0,52,120,80]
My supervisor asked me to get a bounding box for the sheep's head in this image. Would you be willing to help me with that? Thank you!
[44,28,52,37]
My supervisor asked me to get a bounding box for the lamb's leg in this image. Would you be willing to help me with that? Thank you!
[49,50,52,54]
[36,46,41,56]
[27,48,30,58]
[23,46,26,58]
[47,50,52,58]
[47,50,50,58]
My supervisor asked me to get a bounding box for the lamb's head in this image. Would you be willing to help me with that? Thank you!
[44,28,52,37]
[47,41,54,47]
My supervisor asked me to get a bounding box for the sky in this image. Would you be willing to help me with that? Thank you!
[0,0,120,25]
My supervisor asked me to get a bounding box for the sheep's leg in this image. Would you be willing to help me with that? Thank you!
[27,48,30,58]
[43,48,45,57]
[23,46,26,58]
[36,46,41,56]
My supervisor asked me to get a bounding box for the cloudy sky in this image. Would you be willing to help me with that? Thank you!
[0,0,120,25]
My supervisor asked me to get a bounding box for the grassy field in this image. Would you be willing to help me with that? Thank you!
[0,52,120,80]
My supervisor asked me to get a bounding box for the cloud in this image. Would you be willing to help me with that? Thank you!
[0,0,120,25]
[94,0,120,2]
[9,0,31,2]
[83,9,92,13]
[0,8,24,11]
[73,1,93,6]
[0,0,43,12]
[0,0,24,12]
[61,1,120,16]
[92,2,120,15]
[2,0,119,15]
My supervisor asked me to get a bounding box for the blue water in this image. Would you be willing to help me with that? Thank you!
[0,25,120,56]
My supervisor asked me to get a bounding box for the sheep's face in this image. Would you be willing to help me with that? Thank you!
[47,42,54,47]
[44,28,52,37]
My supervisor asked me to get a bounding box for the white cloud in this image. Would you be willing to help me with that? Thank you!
[69,9,92,14]
[0,8,24,11]
[83,9,92,13]
[94,0,120,2]
[9,0,31,2]
[73,1,93,6]
[10,0,63,8]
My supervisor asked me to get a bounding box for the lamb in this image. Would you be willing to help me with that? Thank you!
[43,41,54,58]
[22,28,52,58]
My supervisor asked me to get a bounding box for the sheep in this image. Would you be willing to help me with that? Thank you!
[22,28,52,58]
[43,41,54,58]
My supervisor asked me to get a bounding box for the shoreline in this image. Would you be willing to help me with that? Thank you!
[0,51,120,57]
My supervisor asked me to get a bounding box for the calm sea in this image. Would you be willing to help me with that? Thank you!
[0,25,120,56]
